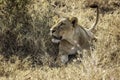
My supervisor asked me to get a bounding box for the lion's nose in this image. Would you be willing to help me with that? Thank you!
[52,30,55,33]
[50,29,55,36]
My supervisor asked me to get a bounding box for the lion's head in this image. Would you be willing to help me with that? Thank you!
[50,17,78,43]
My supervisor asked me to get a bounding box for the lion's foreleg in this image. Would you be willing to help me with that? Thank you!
[60,54,69,64]
[56,50,69,66]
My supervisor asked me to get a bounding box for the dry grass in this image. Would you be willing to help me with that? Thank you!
[0,0,120,80]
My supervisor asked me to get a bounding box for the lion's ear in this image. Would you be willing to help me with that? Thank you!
[70,17,78,27]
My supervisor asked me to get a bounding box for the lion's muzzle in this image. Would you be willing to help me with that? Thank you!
[51,35,62,43]
[50,29,62,43]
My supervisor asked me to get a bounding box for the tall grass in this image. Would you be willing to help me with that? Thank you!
[0,0,120,80]
[0,0,58,65]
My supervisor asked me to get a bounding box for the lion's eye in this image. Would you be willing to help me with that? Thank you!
[58,22,65,30]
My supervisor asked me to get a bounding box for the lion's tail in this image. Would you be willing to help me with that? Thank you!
[89,4,99,31]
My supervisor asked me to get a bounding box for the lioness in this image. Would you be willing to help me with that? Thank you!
[50,5,99,65]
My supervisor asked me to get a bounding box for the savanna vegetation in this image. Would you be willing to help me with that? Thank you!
[0,0,120,80]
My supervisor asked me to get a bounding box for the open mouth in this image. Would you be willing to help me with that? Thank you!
[53,35,62,40]
[51,35,62,43]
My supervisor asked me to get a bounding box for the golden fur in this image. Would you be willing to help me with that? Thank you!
[50,5,99,65]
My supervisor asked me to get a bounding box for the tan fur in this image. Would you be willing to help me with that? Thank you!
[50,6,99,65]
